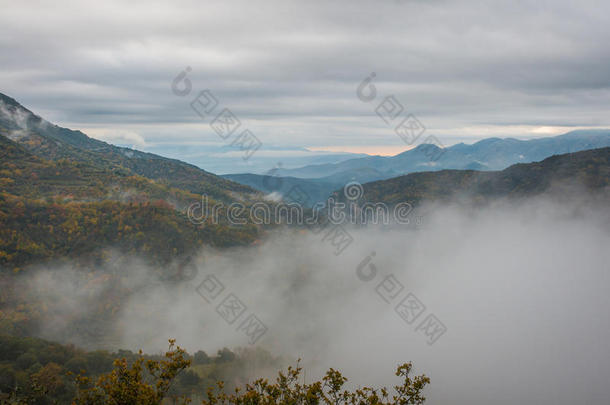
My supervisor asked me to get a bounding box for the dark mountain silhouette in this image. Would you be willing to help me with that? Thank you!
[339,147,610,207]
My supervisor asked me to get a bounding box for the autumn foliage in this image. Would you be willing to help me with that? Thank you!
[69,339,429,405]
[72,340,191,405]
[202,362,430,405]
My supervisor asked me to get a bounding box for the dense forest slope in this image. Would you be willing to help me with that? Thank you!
[0,95,269,272]
[0,93,255,202]
[0,132,260,271]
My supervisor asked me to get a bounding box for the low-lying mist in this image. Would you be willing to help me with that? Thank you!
[20,193,610,404]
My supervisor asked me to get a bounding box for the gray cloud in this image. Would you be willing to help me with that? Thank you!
[2,0,610,151]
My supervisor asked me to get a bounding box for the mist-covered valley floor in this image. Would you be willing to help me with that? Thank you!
[11,193,610,405]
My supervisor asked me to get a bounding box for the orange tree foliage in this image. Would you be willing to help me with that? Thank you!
[0,335,429,405]
[202,362,430,405]
[72,339,191,405]
[71,340,429,405]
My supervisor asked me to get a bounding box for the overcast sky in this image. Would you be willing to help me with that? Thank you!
[1,0,609,155]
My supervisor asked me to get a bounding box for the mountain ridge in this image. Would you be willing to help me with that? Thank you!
[275,130,610,181]
[0,93,267,271]
[0,92,257,203]
[340,147,610,207]
[225,130,610,206]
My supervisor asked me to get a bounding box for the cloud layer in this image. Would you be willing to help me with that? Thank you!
[2,0,610,153]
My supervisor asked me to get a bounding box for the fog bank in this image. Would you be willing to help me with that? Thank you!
[24,195,610,404]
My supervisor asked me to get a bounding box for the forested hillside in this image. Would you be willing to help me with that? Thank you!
[0,134,259,271]
[0,92,284,273]
[0,93,255,202]
[339,147,610,206]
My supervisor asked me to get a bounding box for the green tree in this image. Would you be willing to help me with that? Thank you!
[0,364,16,392]
[15,352,37,370]
[216,348,235,363]
[65,357,88,374]
[193,350,210,365]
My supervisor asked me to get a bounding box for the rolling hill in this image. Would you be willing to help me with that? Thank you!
[338,147,610,207]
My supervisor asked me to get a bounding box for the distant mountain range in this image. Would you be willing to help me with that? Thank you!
[225,130,610,206]
[140,143,366,175]
[222,173,340,207]
[277,130,610,179]
[336,147,610,207]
